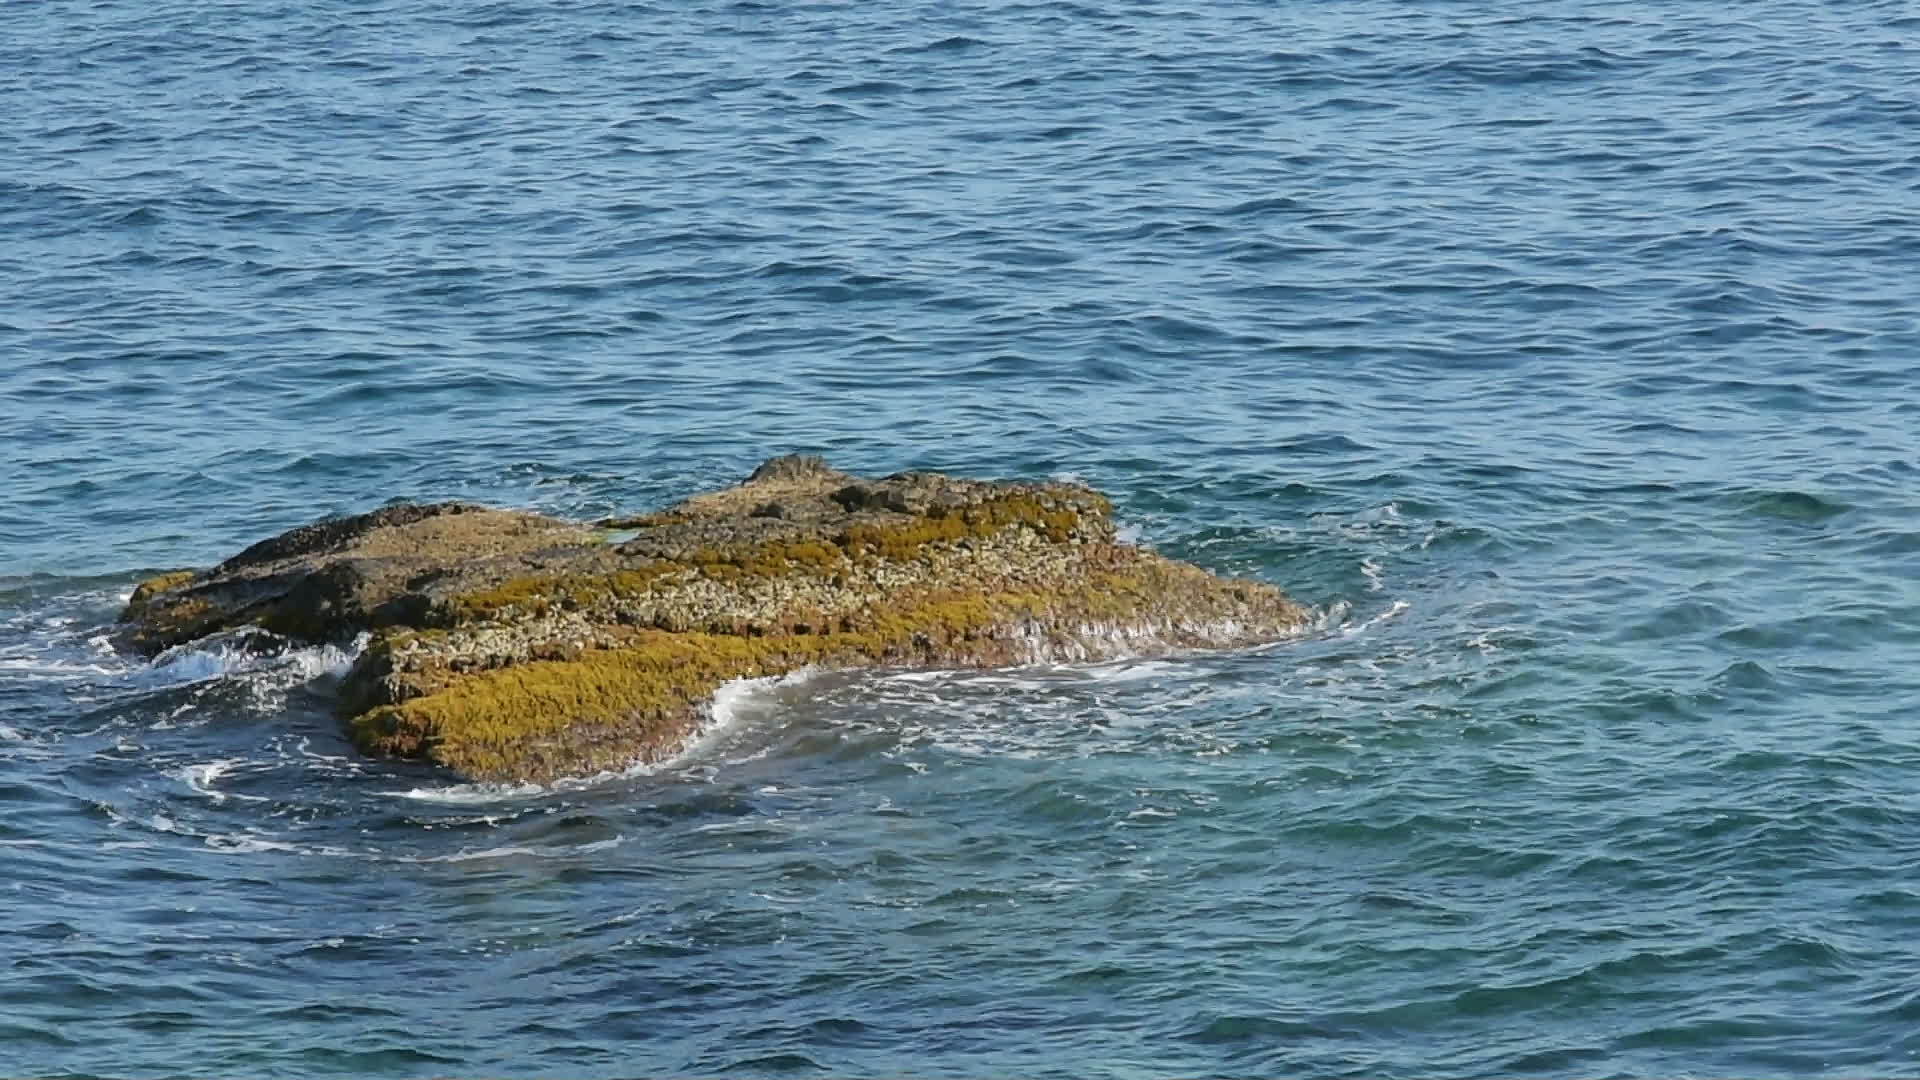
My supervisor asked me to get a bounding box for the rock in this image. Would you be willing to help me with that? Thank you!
[119,502,598,655]
[119,457,1311,784]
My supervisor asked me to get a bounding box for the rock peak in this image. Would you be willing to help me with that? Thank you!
[745,453,842,484]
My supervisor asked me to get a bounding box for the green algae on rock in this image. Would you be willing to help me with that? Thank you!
[118,456,1311,784]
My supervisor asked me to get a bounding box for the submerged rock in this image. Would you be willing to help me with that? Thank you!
[119,456,1310,783]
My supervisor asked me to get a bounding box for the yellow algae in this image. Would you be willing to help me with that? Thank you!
[345,559,1301,784]
[447,575,564,621]
[446,564,688,623]
[442,490,1099,631]
[840,494,1087,559]
[125,570,196,616]
[445,512,1043,627]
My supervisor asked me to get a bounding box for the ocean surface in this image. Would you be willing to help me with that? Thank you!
[5,0,1920,1076]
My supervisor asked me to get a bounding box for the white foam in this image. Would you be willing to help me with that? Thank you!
[291,736,348,762]
[286,736,367,775]
[884,668,962,684]
[386,667,828,802]
[202,833,302,854]
[378,608,1348,798]
[0,604,132,682]
[1319,598,1354,627]
[291,634,367,679]
[1018,616,1308,666]
[844,609,1406,764]
[688,665,824,750]
[0,655,122,678]
[1085,657,1192,681]
[407,836,624,862]
[150,636,261,682]
[179,759,234,799]
[389,781,550,805]
[1259,599,1353,647]
[886,655,1194,692]
[868,617,1302,675]
[1342,600,1410,636]
[104,802,354,858]
[174,758,268,803]
[135,633,371,729]
[149,630,363,685]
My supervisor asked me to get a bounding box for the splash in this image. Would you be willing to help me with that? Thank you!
[172,758,268,803]
[149,630,364,687]
[384,667,828,803]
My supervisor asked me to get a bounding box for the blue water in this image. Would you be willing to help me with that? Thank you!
[5,0,1920,1075]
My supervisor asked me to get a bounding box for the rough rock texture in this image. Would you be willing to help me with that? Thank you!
[119,456,1310,784]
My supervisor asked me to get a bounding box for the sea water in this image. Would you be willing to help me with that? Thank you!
[5,0,1920,1076]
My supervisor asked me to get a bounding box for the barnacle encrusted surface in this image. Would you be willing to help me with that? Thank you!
[120,456,1310,783]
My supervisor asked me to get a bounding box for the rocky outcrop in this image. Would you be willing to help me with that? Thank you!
[119,456,1310,783]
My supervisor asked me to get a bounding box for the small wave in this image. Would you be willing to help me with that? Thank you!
[201,833,305,854]
[172,758,268,803]
[884,656,1193,691]
[965,617,1312,666]
[101,803,358,859]
[148,630,363,685]
[0,586,142,686]
[0,655,124,680]
[1724,488,1851,523]
[891,34,986,54]
[1275,596,1407,643]
[385,667,828,802]
[388,781,550,805]
[149,636,273,683]
[403,836,624,863]
[117,632,371,725]
[136,814,628,863]
[1343,600,1411,637]
[0,723,54,761]
[1360,557,1385,592]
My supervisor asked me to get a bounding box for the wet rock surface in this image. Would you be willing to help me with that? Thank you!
[120,456,1311,783]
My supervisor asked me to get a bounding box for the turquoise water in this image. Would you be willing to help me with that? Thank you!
[6,0,1920,1076]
